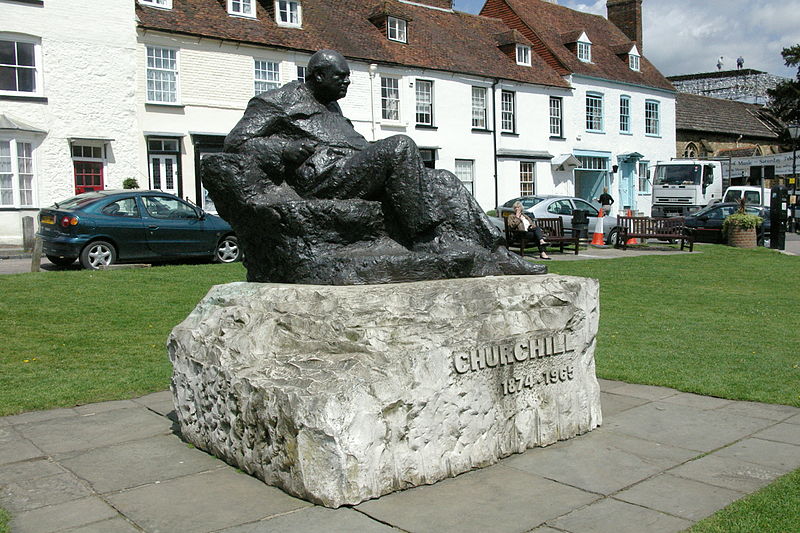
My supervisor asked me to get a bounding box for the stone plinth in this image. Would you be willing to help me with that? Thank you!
[169,275,602,507]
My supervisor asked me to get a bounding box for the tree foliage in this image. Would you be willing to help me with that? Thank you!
[767,45,800,125]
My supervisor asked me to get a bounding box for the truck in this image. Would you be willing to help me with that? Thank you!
[721,185,769,208]
[650,159,723,217]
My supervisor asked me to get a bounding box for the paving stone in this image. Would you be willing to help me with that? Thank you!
[58,434,222,493]
[9,496,118,533]
[74,400,139,415]
[2,408,78,426]
[107,467,310,533]
[615,473,745,521]
[659,392,732,410]
[547,497,693,533]
[527,527,564,533]
[218,507,400,532]
[132,390,174,417]
[600,392,649,418]
[16,407,171,454]
[752,422,800,446]
[714,438,800,472]
[604,402,772,452]
[714,401,800,422]
[668,454,784,493]
[0,471,92,512]
[504,429,697,495]
[356,463,598,533]
[786,412,800,425]
[597,379,628,392]
[0,458,63,483]
[62,517,141,533]
[606,383,677,401]
[0,426,42,465]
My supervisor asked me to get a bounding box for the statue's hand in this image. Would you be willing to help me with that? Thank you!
[283,140,316,166]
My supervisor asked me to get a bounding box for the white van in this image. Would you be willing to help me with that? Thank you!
[722,186,769,208]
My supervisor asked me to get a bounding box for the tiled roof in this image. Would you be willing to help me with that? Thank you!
[135,0,570,88]
[676,93,780,139]
[481,0,674,92]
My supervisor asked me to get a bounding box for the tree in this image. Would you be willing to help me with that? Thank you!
[767,45,800,125]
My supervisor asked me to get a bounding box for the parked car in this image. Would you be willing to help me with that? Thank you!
[37,190,241,269]
[684,202,771,245]
[497,195,619,244]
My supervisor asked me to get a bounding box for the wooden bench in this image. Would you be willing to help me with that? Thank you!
[615,216,694,252]
[504,216,580,256]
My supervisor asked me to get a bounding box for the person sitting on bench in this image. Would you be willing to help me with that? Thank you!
[507,201,551,260]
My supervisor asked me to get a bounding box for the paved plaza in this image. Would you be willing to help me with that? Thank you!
[2,380,799,533]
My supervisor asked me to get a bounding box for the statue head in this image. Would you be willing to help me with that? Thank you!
[307,50,351,105]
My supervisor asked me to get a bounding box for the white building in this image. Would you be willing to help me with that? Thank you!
[0,0,676,244]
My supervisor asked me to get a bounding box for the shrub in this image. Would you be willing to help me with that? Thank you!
[122,178,139,189]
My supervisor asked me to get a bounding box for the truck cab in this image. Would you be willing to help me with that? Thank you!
[651,160,723,217]
[721,185,769,208]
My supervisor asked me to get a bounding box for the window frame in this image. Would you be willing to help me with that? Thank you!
[138,0,172,8]
[455,159,475,195]
[0,137,36,208]
[520,162,535,196]
[638,161,651,194]
[549,96,563,138]
[71,142,106,196]
[380,76,401,122]
[619,95,631,134]
[228,0,256,18]
[629,53,640,71]
[145,45,179,104]
[501,90,516,133]
[275,0,302,27]
[516,44,531,66]
[254,59,280,95]
[645,99,660,136]
[296,65,306,82]
[0,35,43,97]
[415,79,434,127]
[387,17,408,43]
[585,92,604,133]
[577,41,591,63]
[471,86,487,129]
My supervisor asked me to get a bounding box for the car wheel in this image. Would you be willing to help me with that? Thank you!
[215,235,241,263]
[46,254,77,267]
[80,241,116,270]
[606,227,619,246]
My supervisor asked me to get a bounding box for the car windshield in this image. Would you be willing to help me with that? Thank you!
[654,165,702,186]
[692,204,719,217]
[53,192,106,210]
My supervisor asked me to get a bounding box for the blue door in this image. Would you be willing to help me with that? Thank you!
[619,162,636,210]
[575,170,606,203]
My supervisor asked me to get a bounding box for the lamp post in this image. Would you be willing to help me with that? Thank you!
[789,123,800,232]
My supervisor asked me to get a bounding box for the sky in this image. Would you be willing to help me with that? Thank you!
[453,0,800,80]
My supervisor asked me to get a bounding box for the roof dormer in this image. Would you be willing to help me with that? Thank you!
[612,43,641,71]
[494,30,534,67]
[369,2,413,43]
[227,0,256,19]
[563,31,592,63]
[274,0,302,27]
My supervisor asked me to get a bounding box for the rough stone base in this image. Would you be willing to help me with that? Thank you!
[169,275,602,507]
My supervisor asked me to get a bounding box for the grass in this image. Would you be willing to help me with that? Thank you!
[0,262,246,415]
[0,244,798,532]
[0,508,8,533]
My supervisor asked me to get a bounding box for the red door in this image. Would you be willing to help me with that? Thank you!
[74,161,104,195]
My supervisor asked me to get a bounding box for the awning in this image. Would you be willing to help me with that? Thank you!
[0,114,47,135]
[551,153,581,170]
[496,149,553,160]
[68,136,115,144]
[617,152,644,162]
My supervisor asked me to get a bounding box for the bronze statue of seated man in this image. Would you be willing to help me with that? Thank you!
[202,49,545,284]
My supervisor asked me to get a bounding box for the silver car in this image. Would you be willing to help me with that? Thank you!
[497,195,620,245]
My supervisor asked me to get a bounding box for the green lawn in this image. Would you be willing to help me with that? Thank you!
[0,244,798,532]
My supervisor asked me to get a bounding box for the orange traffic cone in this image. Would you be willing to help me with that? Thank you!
[591,209,606,245]
[625,208,638,245]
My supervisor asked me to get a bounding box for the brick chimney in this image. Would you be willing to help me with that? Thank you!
[607,0,643,52]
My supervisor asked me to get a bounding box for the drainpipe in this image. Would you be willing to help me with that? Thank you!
[492,78,500,209]
[369,64,378,141]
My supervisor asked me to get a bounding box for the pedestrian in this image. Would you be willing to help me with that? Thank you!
[594,187,614,214]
